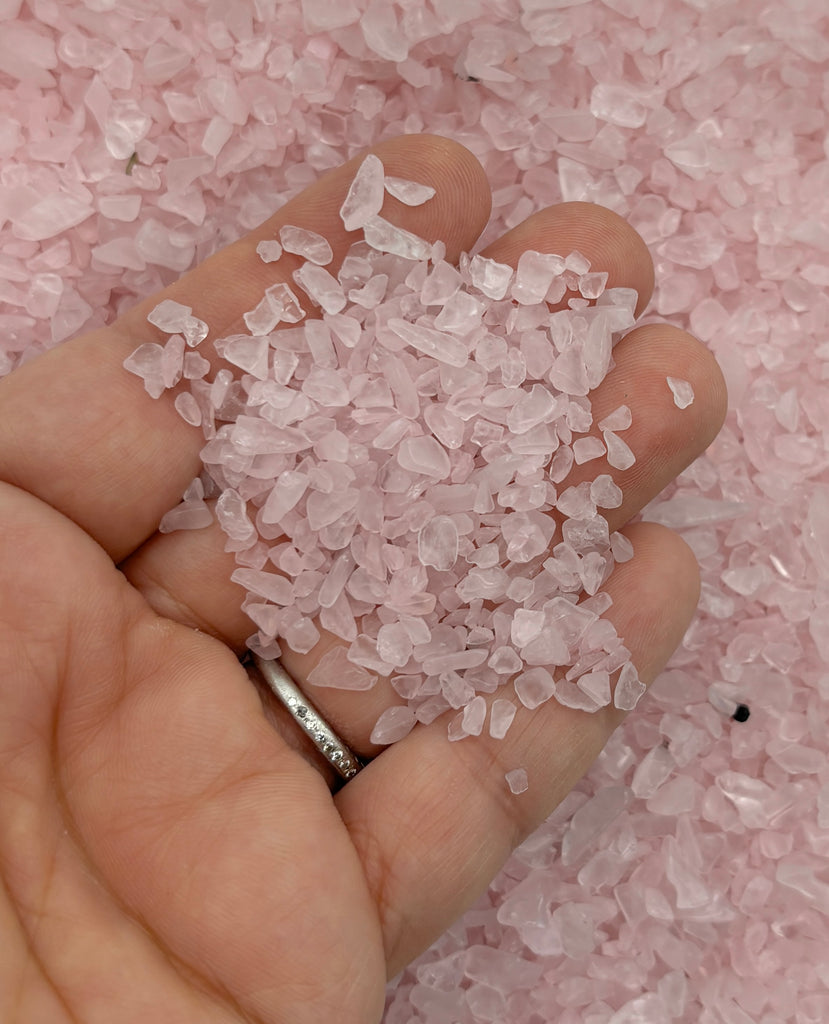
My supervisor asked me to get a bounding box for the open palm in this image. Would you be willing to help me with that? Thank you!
[0,135,726,1023]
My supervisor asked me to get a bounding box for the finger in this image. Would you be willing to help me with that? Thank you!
[335,520,700,975]
[0,134,491,562]
[121,309,724,760]
[480,200,655,318]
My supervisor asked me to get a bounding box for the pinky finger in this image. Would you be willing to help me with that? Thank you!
[335,521,701,976]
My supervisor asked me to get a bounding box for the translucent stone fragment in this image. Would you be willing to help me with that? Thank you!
[123,343,165,398]
[462,695,487,736]
[489,699,517,740]
[631,744,675,799]
[370,705,417,745]
[307,645,377,691]
[215,334,270,379]
[603,429,636,470]
[363,215,431,261]
[386,318,468,367]
[505,768,529,794]
[577,670,611,707]
[293,263,346,314]
[598,405,632,432]
[339,153,385,231]
[216,488,255,542]
[174,392,202,427]
[384,175,436,206]
[514,667,556,710]
[573,436,605,464]
[279,224,333,265]
[469,254,514,300]
[614,661,646,710]
[260,471,308,524]
[147,299,208,347]
[418,515,459,570]
[256,240,282,263]
[667,376,695,409]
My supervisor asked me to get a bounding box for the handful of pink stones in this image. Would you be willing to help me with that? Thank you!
[124,154,651,775]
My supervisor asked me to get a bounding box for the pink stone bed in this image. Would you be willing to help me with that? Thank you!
[3,1,829,1021]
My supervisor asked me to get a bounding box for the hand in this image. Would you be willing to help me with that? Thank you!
[0,135,726,1023]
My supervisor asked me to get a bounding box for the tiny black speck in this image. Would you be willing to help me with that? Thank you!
[732,704,750,723]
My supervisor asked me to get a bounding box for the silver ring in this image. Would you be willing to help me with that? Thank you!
[251,655,363,781]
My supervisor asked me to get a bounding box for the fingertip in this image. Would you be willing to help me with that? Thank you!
[483,199,655,316]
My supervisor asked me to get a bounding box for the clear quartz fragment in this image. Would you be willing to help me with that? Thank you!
[418,515,459,570]
[514,667,556,709]
[279,224,334,266]
[386,318,468,367]
[603,429,636,470]
[614,661,646,710]
[339,153,385,231]
[307,646,377,691]
[384,175,436,206]
[293,264,346,314]
[363,215,431,261]
[489,698,517,739]
[667,376,695,409]
[256,240,282,263]
[469,254,514,299]
[370,705,417,745]
[505,768,529,794]
[123,342,165,398]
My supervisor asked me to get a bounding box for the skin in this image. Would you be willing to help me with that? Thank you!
[0,134,727,1024]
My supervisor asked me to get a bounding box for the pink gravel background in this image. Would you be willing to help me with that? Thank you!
[3,1,829,1021]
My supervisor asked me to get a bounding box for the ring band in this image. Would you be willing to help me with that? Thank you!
[251,655,363,781]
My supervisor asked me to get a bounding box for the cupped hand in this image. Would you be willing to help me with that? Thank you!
[0,135,726,1024]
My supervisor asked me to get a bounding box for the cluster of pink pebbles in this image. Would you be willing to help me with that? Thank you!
[125,151,651,757]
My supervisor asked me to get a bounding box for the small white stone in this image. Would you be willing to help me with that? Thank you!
[384,175,436,206]
[505,768,529,795]
[667,376,695,409]
[256,240,283,263]
[340,153,385,231]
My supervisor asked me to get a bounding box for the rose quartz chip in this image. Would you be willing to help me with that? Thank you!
[603,429,636,470]
[667,376,695,409]
[260,471,308,524]
[147,299,208,347]
[598,405,632,432]
[577,670,612,707]
[265,282,306,324]
[279,224,333,266]
[489,698,517,740]
[614,661,646,710]
[293,263,346,314]
[307,646,377,691]
[339,153,385,231]
[418,515,459,570]
[256,240,282,263]
[387,318,468,367]
[363,215,431,261]
[370,705,417,745]
[384,175,436,206]
[469,254,514,300]
[123,343,166,398]
[514,667,556,709]
[174,391,202,427]
[505,768,529,795]
[462,695,487,736]
[573,436,606,464]
[215,334,270,379]
[183,351,210,380]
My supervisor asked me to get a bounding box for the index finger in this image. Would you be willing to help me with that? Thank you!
[0,134,491,561]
